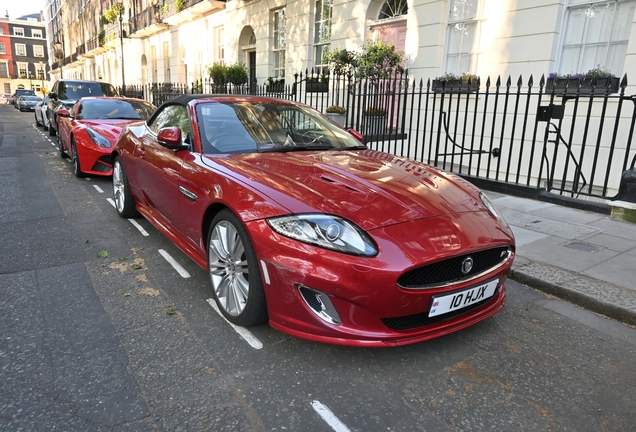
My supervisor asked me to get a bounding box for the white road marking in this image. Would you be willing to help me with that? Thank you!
[158,249,191,278]
[128,219,149,236]
[311,401,351,432]
[106,198,149,236]
[93,185,104,193]
[206,299,263,350]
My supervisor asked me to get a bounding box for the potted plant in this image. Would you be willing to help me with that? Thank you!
[208,62,227,92]
[225,63,249,86]
[363,106,387,135]
[266,76,285,92]
[432,72,480,93]
[325,105,346,126]
[546,67,619,95]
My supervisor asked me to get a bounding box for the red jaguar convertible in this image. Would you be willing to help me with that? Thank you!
[112,95,515,347]
[57,97,155,177]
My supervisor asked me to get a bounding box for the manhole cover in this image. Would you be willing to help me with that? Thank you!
[564,241,600,253]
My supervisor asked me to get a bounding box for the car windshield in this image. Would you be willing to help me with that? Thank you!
[77,99,156,120]
[23,96,42,101]
[196,101,366,154]
[58,82,118,100]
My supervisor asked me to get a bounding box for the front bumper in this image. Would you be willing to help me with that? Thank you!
[247,211,515,347]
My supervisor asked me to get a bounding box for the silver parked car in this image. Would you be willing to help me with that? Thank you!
[35,95,50,130]
[17,95,43,112]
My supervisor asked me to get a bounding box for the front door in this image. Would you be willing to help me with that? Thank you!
[249,51,256,94]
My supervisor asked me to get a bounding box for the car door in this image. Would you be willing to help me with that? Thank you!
[136,104,192,226]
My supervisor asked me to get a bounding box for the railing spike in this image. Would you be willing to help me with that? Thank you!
[517,75,523,87]
[506,75,512,87]
[486,76,491,87]
[496,76,501,87]
[528,74,534,88]
[539,74,545,87]
[620,74,628,88]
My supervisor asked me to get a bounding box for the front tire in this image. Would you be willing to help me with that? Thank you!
[72,140,84,177]
[112,156,139,218]
[208,210,268,327]
[57,128,68,159]
[48,116,56,136]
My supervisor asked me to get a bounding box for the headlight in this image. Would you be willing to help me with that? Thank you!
[86,128,111,148]
[479,192,509,227]
[267,214,378,256]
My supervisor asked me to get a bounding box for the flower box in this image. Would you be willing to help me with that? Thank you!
[545,77,620,95]
[326,113,346,127]
[432,79,479,93]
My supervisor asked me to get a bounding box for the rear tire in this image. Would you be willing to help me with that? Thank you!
[112,157,139,218]
[207,209,268,327]
[35,113,41,127]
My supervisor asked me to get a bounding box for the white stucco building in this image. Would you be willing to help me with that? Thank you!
[42,0,636,91]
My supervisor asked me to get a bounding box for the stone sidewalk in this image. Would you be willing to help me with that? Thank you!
[485,191,636,327]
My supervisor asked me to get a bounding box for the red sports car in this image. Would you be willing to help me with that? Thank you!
[112,95,515,347]
[57,97,156,177]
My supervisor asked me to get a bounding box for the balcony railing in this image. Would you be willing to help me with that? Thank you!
[86,33,105,53]
[104,21,128,45]
[129,5,167,37]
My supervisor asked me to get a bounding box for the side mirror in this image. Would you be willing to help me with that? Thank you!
[158,127,189,150]
[347,128,364,143]
[49,92,57,100]
[57,109,71,118]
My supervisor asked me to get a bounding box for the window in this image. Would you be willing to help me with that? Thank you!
[14,27,24,36]
[150,105,191,143]
[0,62,8,79]
[34,45,44,57]
[4,83,11,94]
[379,0,408,19]
[445,0,482,75]
[273,9,286,78]
[0,27,3,34]
[37,65,45,79]
[558,0,635,75]
[32,29,43,38]
[215,26,225,63]
[15,44,27,56]
[17,63,28,78]
[314,0,332,73]
[0,43,5,54]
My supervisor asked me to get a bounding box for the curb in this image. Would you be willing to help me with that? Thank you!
[510,265,636,328]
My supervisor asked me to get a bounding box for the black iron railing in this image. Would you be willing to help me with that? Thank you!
[119,71,636,204]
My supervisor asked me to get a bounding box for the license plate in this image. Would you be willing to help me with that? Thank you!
[428,280,499,317]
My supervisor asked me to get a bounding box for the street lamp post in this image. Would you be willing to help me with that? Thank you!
[118,2,126,95]
[55,40,64,79]
[38,61,44,95]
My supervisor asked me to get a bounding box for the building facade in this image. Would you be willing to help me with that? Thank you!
[43,0,636,92]
[0,12,50,96]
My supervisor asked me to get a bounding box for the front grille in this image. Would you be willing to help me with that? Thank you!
[397,246,511,289]
[381,296,493,330]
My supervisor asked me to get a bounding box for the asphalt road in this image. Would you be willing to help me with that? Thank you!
[1,103,635,432]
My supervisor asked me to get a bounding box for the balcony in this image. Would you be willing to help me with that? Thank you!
[162,0,226,26]
[129,5,168,38]
[85,33,108,57]
[104,21,129,48]
[76,43,86,57]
